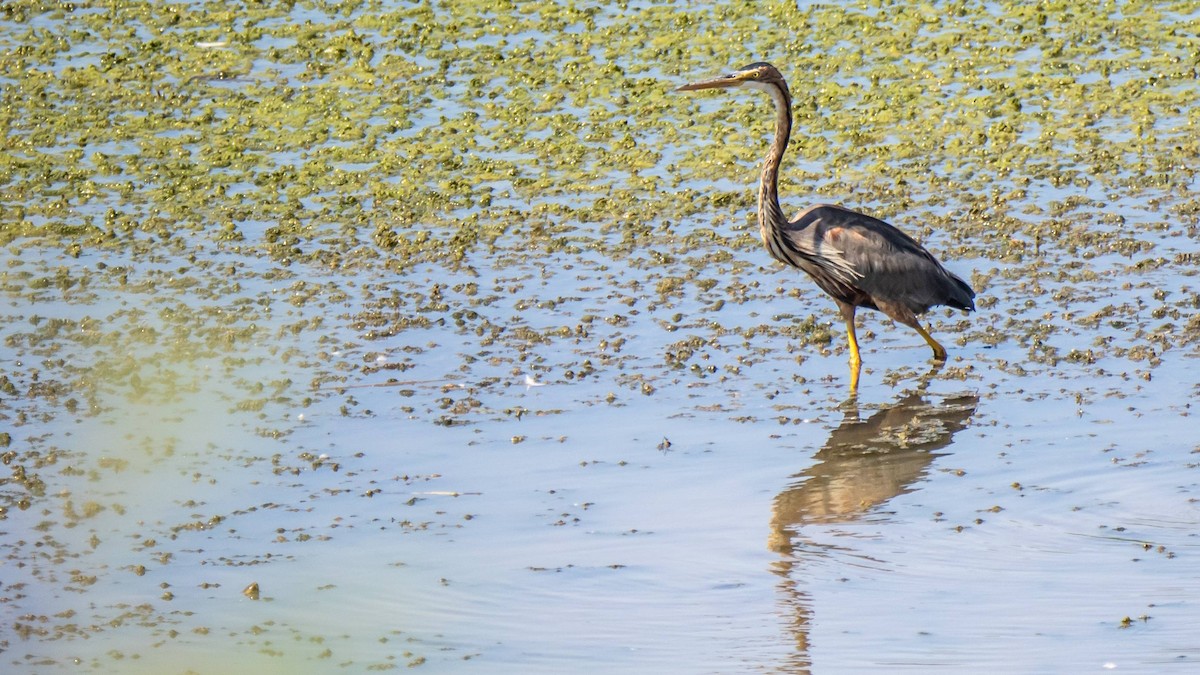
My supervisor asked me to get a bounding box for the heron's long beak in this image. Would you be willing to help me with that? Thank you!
[676,74,746,92]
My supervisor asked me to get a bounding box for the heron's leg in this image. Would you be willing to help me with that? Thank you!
[838,303,862,368]
[838,303,863,390]
[913,323,948,362]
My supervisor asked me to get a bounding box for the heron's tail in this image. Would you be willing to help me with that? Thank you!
[945,272,976,312]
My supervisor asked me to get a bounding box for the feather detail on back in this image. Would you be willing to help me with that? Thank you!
[782,204,975,315]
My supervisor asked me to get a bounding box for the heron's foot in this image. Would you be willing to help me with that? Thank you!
[914,323,948,362]
[848,356,862,392]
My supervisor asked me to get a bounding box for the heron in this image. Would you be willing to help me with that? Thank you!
[677,62,975,388]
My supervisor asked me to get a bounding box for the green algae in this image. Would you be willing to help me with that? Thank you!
[3,0,1200,671]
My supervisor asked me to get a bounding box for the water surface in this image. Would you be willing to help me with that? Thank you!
[2,1,1200,672]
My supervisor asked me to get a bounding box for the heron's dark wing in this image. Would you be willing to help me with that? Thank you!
[787,204,975,313]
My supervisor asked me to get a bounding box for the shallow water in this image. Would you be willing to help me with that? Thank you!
[3,0,1200,673]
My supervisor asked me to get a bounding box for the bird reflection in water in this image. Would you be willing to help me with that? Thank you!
[768,384,979,671]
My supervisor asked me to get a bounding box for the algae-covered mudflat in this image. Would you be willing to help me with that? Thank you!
[2,1,1199,672]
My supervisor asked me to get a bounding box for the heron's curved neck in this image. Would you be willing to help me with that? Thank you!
[753,80,793,239]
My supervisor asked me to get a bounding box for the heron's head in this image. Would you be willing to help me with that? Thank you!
[677,62,786,93]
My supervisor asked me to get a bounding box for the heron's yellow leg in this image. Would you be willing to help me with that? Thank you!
[844,315,862,391]
[844,315,862,369]
[913,323,948,362]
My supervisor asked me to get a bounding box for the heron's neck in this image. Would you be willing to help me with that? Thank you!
[754,81,793,241]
